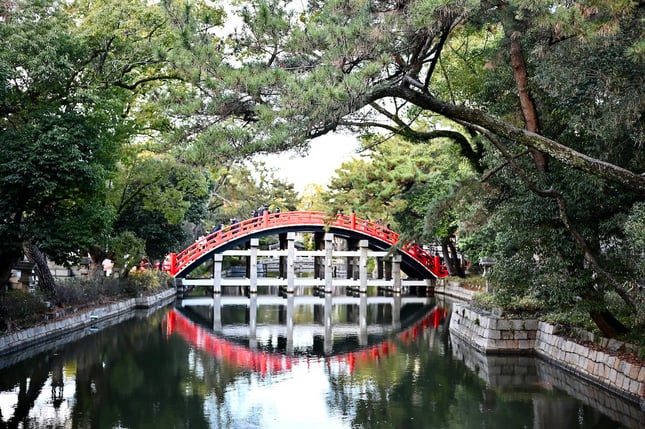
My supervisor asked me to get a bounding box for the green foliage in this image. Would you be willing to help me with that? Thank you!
[623,202,645,282]
[0,0,181,282]
[109,231,146,274]
[125,270,172,297]
[0,0,123,267]
[206,161,300,228]
[0,290,48,329]
[322,136,478,243]
[109,154,210,258]
[471,290,543,316]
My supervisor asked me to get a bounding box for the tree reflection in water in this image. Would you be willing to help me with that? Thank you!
[0,297,638,429]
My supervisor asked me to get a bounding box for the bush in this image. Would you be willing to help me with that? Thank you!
[0,290,48,330]
[54,280,100,307]
[471,291,543,316]
[125,270,172,297]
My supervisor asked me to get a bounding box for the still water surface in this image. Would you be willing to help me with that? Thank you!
[0,291,642,428]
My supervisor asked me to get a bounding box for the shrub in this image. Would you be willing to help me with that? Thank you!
[54,280,100,307]
[125,270,172,296]
[0,290,48,330]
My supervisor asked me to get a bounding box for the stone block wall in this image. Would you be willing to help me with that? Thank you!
[536,322,644,403]
[535,359,645,428]
[450,332,539,387]
[449,303,645,408]
[449,303,537,354]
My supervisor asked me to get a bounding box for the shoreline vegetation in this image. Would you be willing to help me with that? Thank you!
[0,270,173,335]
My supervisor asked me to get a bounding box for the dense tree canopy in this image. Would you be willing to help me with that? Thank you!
[1,0,642,335]
[156,0,643,332]
[0,0,126,292]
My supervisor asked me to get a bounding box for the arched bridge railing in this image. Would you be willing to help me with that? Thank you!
[166,211,449,278]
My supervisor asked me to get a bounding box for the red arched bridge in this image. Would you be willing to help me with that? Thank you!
[166,211,449,279]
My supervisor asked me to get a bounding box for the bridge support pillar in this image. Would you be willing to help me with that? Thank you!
[279,233,287,279]
[384,259,392,281]
[426,278,435,296]
[359,240,369,293]
[213,254,223,294]
[377,257,384,279]
[324,233,334,293]
[249,238,259,294]
[392,255,402,294]
[287,232,296,293]
[313,232,325,279]
[346,238,359,280]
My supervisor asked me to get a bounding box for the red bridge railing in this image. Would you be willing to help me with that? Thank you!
[166,211,448,278]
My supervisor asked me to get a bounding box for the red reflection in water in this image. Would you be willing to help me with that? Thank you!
[164,306,446,375]
[164,310,295,375]
[398,306,447,343]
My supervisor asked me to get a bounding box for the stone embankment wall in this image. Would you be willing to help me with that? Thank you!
[449,302,645,409]
[0,288,176,357]
[435,280,480,301]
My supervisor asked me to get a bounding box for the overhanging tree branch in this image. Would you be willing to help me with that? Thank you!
[368,86,645,194]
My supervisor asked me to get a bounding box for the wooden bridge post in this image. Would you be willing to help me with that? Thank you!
[384,258,392,281]
[313,232,324,279]
[392,255,402,294]
[324,233,334,293]
[279,233,287,278]
[359,240,369,293]
[213,254,223,295]
[287,232,296,293]
[249,238,259,294]
[346,238,358,280]
[426,278,435,296]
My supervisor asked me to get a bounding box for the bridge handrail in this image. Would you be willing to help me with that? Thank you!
[168,211,448,278]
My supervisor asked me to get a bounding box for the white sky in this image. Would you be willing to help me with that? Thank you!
[256,133,361,194]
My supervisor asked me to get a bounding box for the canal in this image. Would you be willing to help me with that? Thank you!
[0,290,642,428]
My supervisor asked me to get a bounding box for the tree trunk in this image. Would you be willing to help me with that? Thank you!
[88,244,108,279]
[508,31,548,172]
[590,310,628,338]
[22,242,58,304]
[441,239,466,277]
[447,239,466,278]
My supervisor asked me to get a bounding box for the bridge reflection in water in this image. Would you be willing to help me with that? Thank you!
[165,292,446,375]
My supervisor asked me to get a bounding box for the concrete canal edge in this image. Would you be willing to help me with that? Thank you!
[449,302,645,411]
[0,288,176,357]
